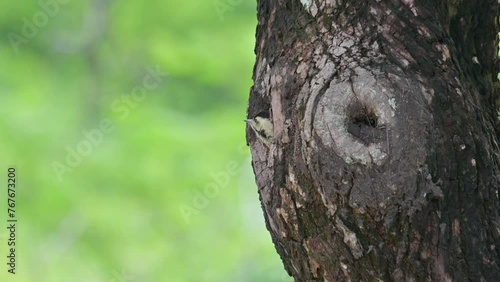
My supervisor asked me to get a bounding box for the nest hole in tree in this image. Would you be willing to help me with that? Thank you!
[346,102,384,145]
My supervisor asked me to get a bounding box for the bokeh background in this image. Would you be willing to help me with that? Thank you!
[0,0,291,281]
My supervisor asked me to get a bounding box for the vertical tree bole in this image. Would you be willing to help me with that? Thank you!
[247,0,500,281]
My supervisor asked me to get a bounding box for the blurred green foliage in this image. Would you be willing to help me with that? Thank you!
[0,0,290,281]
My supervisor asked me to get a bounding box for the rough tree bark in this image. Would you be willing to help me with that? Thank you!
[246,0,500,281]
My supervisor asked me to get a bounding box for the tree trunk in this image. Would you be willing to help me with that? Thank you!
[246,0,500,281]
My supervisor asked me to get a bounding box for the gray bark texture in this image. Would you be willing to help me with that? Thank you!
[246,0,500,281]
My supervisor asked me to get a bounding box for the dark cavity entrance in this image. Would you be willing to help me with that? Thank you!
[346,102,384,145]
